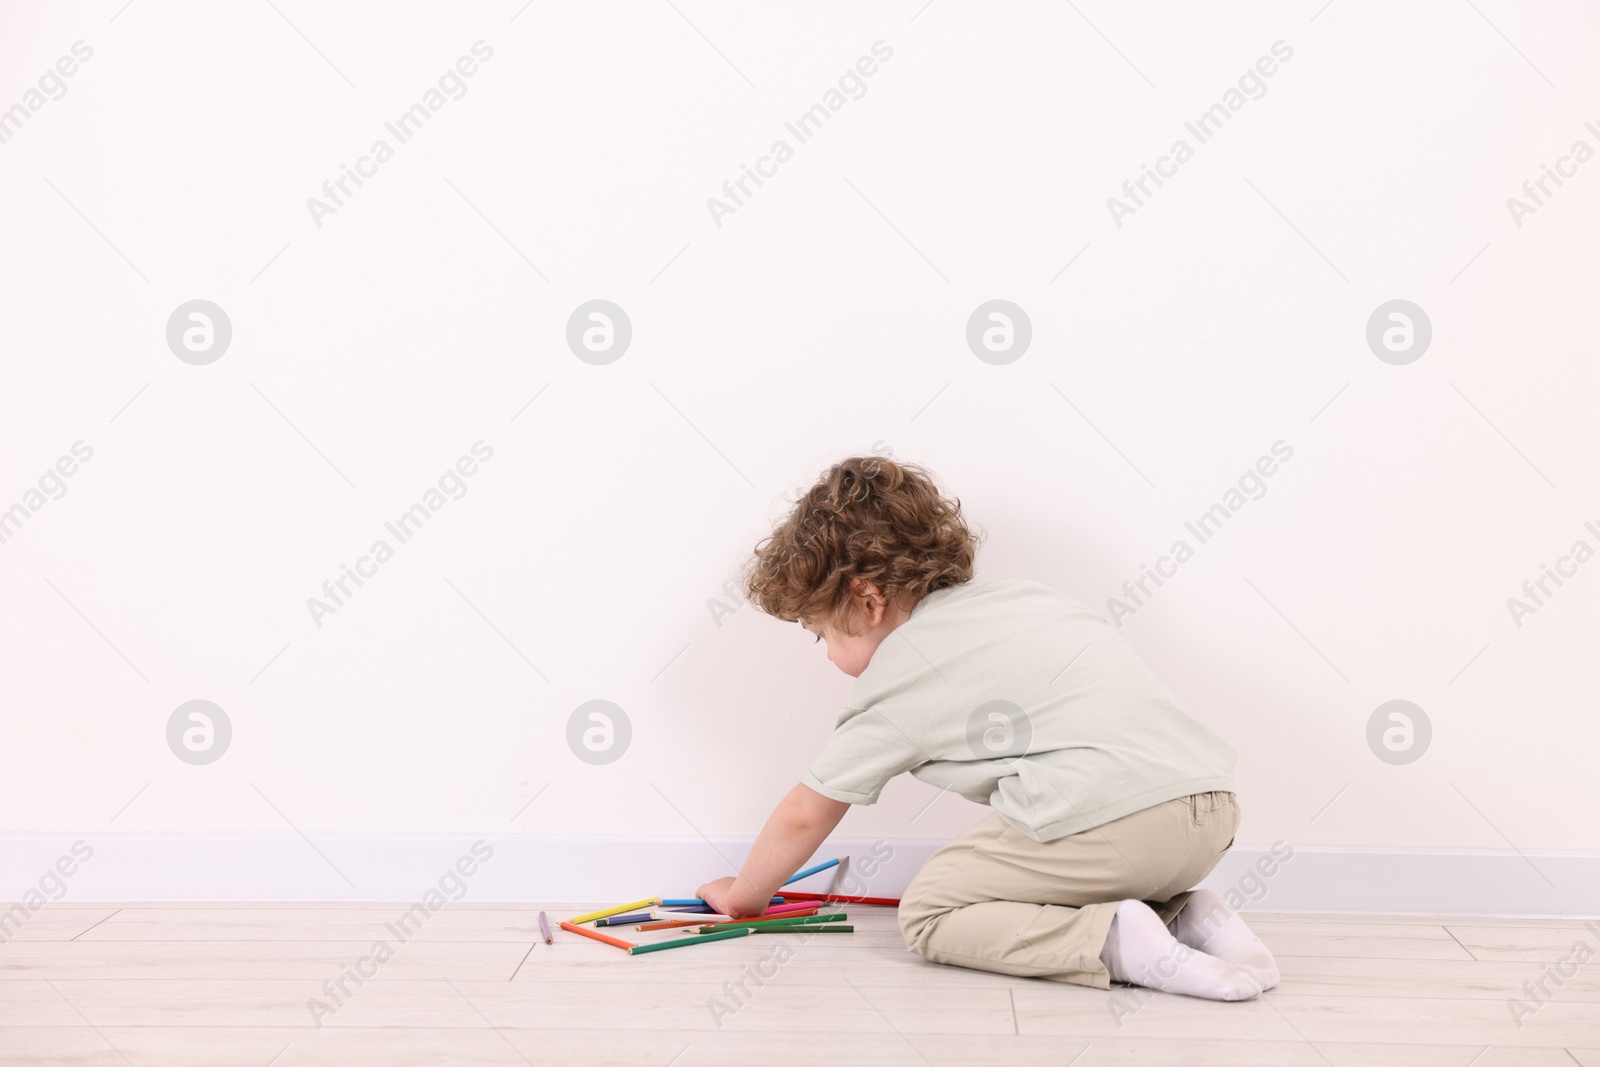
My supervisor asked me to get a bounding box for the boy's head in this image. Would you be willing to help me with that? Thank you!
[741,455,981,675]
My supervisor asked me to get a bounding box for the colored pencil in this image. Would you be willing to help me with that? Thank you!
[538,910,552,944]
[757,901,823,916]
[558,920,636,951]
[641,899,827,924]
[778,892,900,906]
[752,908,821,922]
[650,907,732,922]
[635,918,708,932]
[569,898,661,925]
[626,927,755,955]
[633,904,825,932]
[697,912,845,931]
[647,901,818,923]
[783,857,841,885]
[754,924,853,933]
[595,911,657,927]
[659,897,784,908]
[693,913,845,934]
[686,910,821,932]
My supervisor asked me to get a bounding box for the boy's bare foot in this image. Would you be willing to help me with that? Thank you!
[1099,899,1260,1001]
[1166,888,1281,991]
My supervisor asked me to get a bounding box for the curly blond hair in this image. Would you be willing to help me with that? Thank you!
[741,455,982,637]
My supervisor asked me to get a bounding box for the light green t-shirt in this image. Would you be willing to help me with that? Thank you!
[802,578,1237,842]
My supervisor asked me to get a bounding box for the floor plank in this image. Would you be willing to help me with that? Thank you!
[0,906,122,942]
[0,940,529,981]
[0,1027,1594,1067]
[1,904,1594,1065]
[1446,924,1600,963]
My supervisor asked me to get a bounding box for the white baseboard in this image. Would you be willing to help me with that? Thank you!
[3,835,1597,917]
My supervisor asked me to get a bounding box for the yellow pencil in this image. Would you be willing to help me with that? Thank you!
[568,898,662,925]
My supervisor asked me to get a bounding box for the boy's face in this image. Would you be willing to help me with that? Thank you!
[801,581,915,678]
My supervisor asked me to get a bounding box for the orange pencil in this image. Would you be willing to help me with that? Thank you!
[559,920,636,951]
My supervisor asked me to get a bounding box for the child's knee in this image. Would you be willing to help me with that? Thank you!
[896,884,941,952]
[899,908,941,956]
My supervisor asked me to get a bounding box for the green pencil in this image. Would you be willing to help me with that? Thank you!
[627,927,756,955]
[753,924,853,933]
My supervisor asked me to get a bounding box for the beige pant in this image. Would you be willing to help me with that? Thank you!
[899,791,1240,989]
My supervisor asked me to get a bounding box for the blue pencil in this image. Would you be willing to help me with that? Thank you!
[783,857,841,886]
[595,911,657,926]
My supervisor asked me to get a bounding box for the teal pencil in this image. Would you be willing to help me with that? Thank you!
[626,927,756,955]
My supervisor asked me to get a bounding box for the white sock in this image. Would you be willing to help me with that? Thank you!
[1098,899,1259,1001]
[1167,888,1280,991]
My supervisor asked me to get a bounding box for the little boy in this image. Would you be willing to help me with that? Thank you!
[697,456,1279,999]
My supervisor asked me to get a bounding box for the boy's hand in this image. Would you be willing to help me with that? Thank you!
[695,783,850,922]
[694,876,766,919]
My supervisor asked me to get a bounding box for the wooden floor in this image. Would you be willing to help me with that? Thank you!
[0,902,1596,1065]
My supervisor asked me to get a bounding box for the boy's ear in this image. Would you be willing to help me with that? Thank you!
[849,576,881,600]
[850,578,888,624]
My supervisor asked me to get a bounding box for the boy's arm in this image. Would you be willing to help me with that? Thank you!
[696,782,850,919]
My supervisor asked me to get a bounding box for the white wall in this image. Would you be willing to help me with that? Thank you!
[2,2,1596,899]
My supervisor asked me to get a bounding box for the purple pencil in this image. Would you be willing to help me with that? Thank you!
[539,910,552,944]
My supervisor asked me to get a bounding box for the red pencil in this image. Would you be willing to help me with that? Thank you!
[778,893,900,906]
[559,920,636,951]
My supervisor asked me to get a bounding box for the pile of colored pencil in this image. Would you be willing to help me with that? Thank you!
[540,856,900,957]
